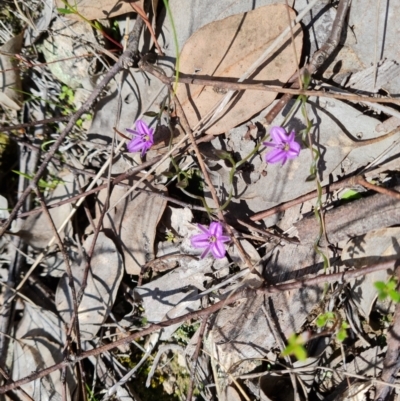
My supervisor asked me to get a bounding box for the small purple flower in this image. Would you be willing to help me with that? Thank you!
[126,120,154,157]
[263,126,301,165]
[191,222,230,259]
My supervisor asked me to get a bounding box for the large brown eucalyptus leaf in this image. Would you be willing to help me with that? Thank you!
[176,4,303,135]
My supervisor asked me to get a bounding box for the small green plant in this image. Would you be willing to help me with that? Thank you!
[59,85,75,106]
[165,230,176,243]
[336,321,349,342]
[375,278,400,302]
[340,188,362,201]
[12,170,64,191]
[85,384,99,401]
[315,312,349,342]
[282,333,307,361]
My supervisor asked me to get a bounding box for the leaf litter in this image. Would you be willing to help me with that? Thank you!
[1,0,400,400]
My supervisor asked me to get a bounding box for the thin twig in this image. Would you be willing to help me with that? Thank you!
[0,17,145,237]
[186,314,210,401]
[140,62,400,105]
[265,0,352,123]
[262,301,301,401]
[0,258,397,395]
[173,92,255,271]
[33,186,89,400]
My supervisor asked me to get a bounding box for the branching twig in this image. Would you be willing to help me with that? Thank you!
[0,258,397,395]
[186,313,210,401]
[173,93,255,271]
[0,17,145,237]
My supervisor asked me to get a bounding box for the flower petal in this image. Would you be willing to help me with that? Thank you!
[263,141,277,149]
[280,154,289,165]
[265,148,285,164]
[201,244,212,259]
[211,241,226,259]
[287,130,296,143]
[127,138,145,153]
[219,235,230,243]
[209,222,222,237]
[270,126,288,143]
[126,128,140,137]
[197,224,210,234]
[289,140,301,154]
[191,234,210,248]
[135,120,148,135]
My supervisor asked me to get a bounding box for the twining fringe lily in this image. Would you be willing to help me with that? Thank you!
[126,120,154,157]
[263,126,300,165]
[191,222,230,259]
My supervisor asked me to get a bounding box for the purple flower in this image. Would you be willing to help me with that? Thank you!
[191,222,230,259]
[126,120,154,157]
[263,126,301,165]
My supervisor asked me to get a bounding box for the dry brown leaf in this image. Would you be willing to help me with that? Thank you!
[11,172,76,249]
[55,232,123,340]
[0,32,23,110]
[55,0,144,20]
[100,183,167,275]
[12,337,76,399]
[15,303,67,345]
[176,4,303,135]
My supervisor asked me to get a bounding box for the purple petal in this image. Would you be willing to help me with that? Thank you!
[219,235,230,243]
[209,222,222,237]
[265,148,286,164]
[263,141,278,149]
[135,120,148,135]
[127,138,145,153]
[270,126,288,144]
[126,128,141,138]
[211,241,226,259]
[287,130,296,143]
[280,154,289,165]
[197,224,210,235]
[287,145,301,158]
[191,234,210,248]
[201,244,212,259]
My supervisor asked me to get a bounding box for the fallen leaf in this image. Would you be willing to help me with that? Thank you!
[0,32,23,110]
[12,303,76,399]
[100,183,167,275]
[135,257,214,340]
[12,172,76,249]
[12,337,76,400]
[15,303,67,345]
[56,232,123,340]
[176,4,303,135]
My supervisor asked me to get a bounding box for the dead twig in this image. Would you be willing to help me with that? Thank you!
[265,0,352,124]
[139,62,400,105]
[0,258,397,395]
[0,16,145,237]
[173,92,255,272]
[186,313,210,401]
[32,187,87,401]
